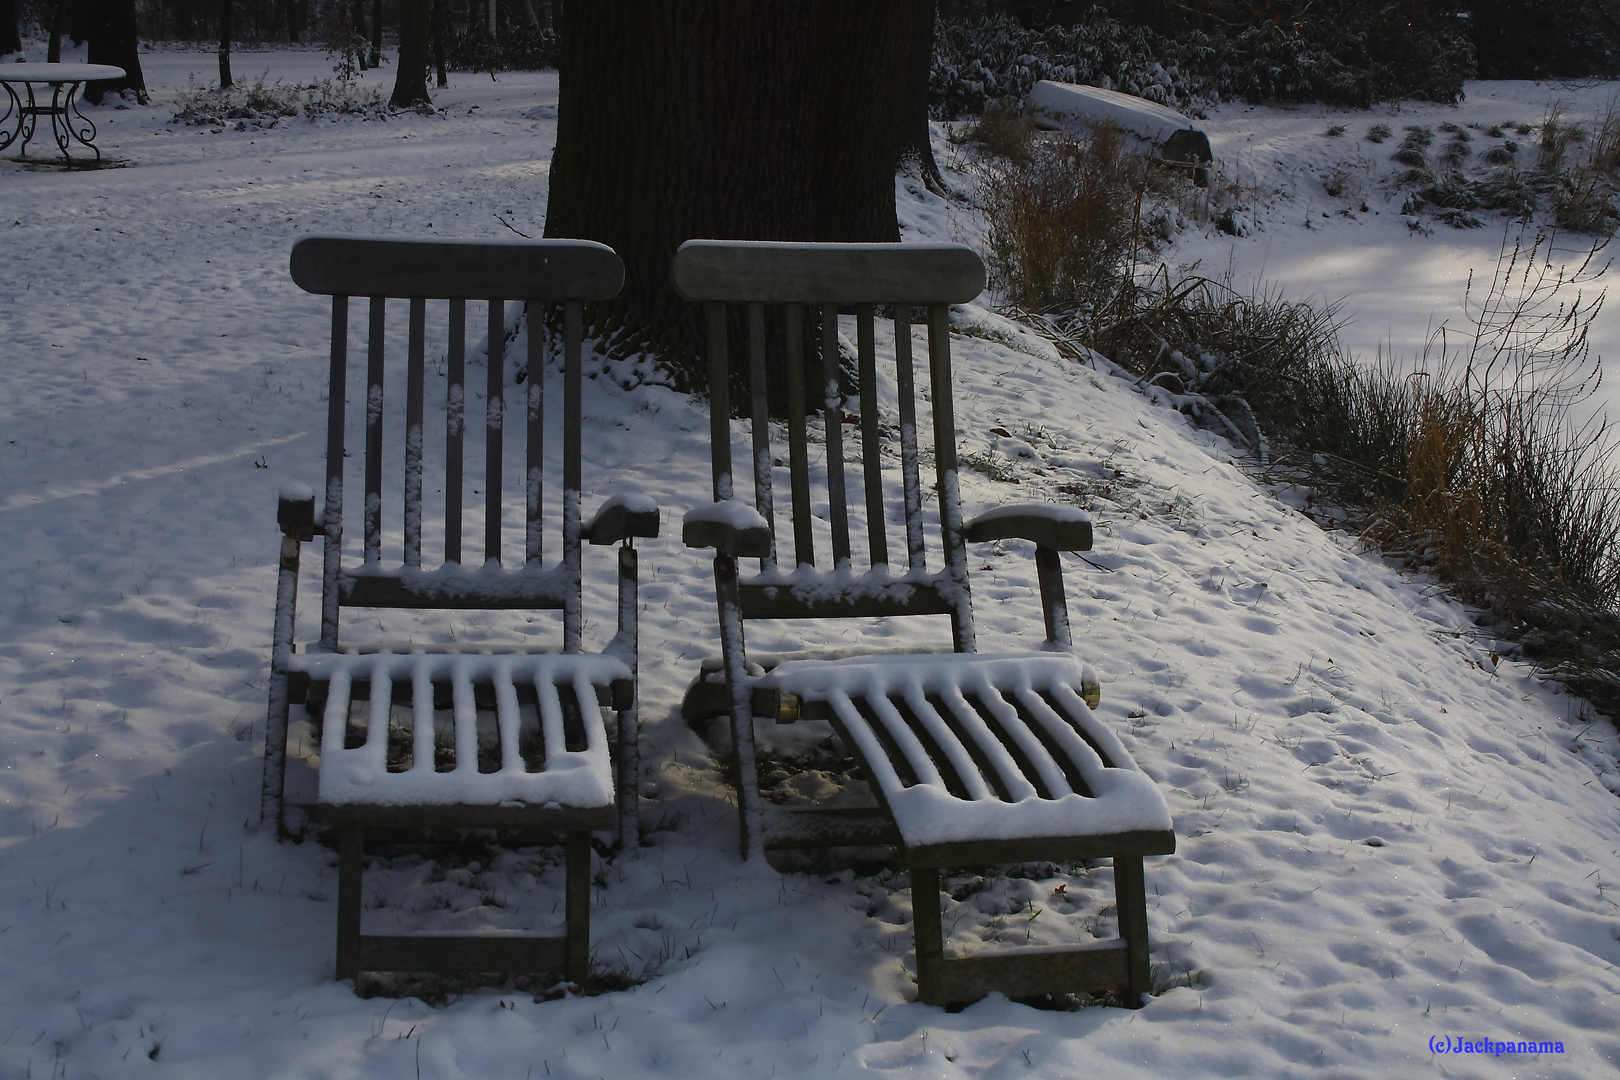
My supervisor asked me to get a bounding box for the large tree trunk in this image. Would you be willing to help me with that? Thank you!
[218,0,233,89]
[1,0,21,57]
[392,0,432,107]
[80,0,148,104]
[545,0,921,388]
[898,2,946,194]
[431,0,448,87]
[369,0,382,68]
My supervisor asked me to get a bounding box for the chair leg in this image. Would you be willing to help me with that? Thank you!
[336,823,364,981]
[910,867,945,1007]
[1114,854,1151,1007]
[262,535,302,834]
[614,544,640,850]
[714,554,765,861]
[565,831,591,987]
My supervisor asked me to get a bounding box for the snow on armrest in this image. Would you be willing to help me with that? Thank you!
[277,481,317,542]
[683,500,771,558]
[585,492,660,545]
[964,503,1093,551]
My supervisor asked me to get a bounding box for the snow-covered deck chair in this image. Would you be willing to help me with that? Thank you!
[260,236,658,984]
[671,240,1174,1008]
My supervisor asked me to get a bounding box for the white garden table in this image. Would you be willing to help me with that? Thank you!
[0,63,125,163]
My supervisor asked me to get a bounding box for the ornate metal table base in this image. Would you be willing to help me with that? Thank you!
[1,63,126,164]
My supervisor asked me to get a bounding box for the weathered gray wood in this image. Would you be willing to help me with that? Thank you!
[857,304,888,568]
[682,518,772,559]
[291,236,624,300]
[586,500,661,547]
[1035,545,1072,648]
[405,297,426,568]
[565,832,590,983]
[746,303,777,571]
[321,296,348,650]
[364,297,386,566]
[821,307,852,567]
[336,824,363,979]
[912,867,945,1006]
[737,581,955,620]
[893,307,925,571]
[784,305,814,567]
[314,802,615,831]
[705,302,733,501]
[928,303,975,653]
[562,299,584,655]
[672,241,986,305]
[963,509,1093,552]
[714,554,765,860]
[900,830,1177,870]
[339,572,571,610]
[525,299,545,565]
[933,943,1130,1005]
[357,934,570,975]
[1114,854,1151,1007]
[485,299,505,564]
[445,298,466,564]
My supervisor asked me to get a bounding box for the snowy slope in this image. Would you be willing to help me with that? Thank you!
[0,46,1618,1078]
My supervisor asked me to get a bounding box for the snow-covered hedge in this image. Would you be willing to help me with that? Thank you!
[931,7,1473,118]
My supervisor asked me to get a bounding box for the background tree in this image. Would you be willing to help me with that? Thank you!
[544,0,935,388]
[78,0,148,104]
[218,0,233,88]
[1,0,20,56]
[392,0,432,106]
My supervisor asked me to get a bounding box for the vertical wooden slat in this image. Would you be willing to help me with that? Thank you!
[562,300,583,654]
[404,297,425,567]
[783,304,813,567]
[820,307,852,568]
[746,302,777,570]
[485,299,505,565]
[859,304,888,568]
[445,298,466,565]
[705,301,733,501]
[320,295,348,650]
[364,296,386,566]
[927,303,975,653]
[894,305,926,572]
[525,300,545,565]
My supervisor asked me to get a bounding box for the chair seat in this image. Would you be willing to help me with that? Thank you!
[288,651,627,811]
[759,653,1174,866]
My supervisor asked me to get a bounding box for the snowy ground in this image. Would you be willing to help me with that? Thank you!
[2,45,1619,1079]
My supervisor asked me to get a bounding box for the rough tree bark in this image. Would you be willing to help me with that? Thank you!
[544,0,929,389]
[80,0,148,104]
[368,0,382,68]
[391,0,432,107]
[1,0,21,56]
[218,0,233,89]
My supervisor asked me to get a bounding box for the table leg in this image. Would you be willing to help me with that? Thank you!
[60,82,101,162]
[0,82,21,155]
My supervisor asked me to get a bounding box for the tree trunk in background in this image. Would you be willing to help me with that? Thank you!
[544,0,919,389]
[391,0,431,106]
[349,0,369,68]
[431,0,447,86]
[81,0,147,104]
[369,0,382,68]
[0,0,20,57]
[217,0,233,88]
[47,0,68,61]
[898,1,946,194]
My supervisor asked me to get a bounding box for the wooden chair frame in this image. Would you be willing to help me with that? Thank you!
[672,240,1174,1008]
[261,236,657,985]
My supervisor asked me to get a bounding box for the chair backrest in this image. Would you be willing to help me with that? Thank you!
[289,236,623,654]
[671,240,987,650]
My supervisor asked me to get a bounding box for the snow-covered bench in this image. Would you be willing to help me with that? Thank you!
[672,239,1175,1008]
[262,236,656,985]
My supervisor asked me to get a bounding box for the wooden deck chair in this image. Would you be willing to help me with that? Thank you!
[671,240,1174,1008]
[260,236,658,985]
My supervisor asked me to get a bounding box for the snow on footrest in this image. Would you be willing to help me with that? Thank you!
[287,652,627,809]
[762,653,1171,848]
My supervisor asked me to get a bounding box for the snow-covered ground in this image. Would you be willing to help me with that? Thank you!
[2,45,1619,1079]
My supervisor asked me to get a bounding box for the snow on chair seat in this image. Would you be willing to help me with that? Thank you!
[293,651,627,818]
[763,653,1174,865]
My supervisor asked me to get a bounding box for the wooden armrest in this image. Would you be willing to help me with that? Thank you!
[964,504,1092,551]
[584,493,660,545]
[278,483,317,542]
[682,501,771,558]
